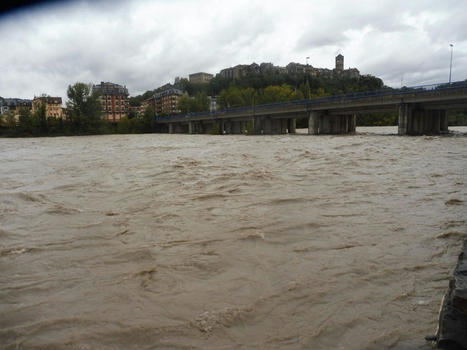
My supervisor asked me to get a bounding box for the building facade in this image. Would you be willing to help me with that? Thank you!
[32,96,62,118]
[1,98,32,116]
[208,96,217,113]
[154,88,183,115]
[92,82,129,122]
[189,72,213,84]
[219,65,248,80]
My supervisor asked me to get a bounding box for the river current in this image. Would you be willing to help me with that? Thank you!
[1,127,466,349]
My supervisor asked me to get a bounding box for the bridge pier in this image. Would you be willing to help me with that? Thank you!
[264,117,272,134]
[280,119,288,134]
[230,121,242,134]
[309,112,355,134]
[224,120,232,134]
[271,119,280,134]
[398,104,449,135]
[350,114,357,133]
[253,116,262,134]
[288,118,296,134]
[169,123,186,134]
[218,120,225,134]
[240,121,247,134]
[196,122,206,134]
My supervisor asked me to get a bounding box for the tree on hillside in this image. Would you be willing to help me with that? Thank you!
[66,82,102,134]
[258,84,297,104]
[218,87,247,108]
[178,92,210,114]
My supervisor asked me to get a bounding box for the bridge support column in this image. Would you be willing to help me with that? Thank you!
[240,121,246,134]
[176,124,186,133]
[254,117,264,134]
[308,111,321,134]
[341,116,348,134]
[350,114,357,133]
[398,103,411,135]
[199,122,208,134]
[329,116,339,134]
[169,123,174,134]
[230,121,242,134]
[264,117,273,134]
[399,104,449,135]
[188,122,194,134]
[218,120,225,134]
[309,112,354,134]
[224,120,232,134]
[268,118,279,134]
[441,111,449,133]
[288,118,296,134]
[280,119,288,134]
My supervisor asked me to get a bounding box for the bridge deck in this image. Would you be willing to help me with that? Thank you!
[156,81,467,123]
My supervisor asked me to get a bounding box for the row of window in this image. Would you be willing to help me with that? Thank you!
[105,108,127,112]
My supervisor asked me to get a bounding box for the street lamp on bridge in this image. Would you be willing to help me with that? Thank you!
[449,44,454,84]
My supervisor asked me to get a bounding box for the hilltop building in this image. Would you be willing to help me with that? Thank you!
[189,72,213,84]
[218,55,360,81]
[32,95,63,118]
[92,82,129,122]
[219,65,245,80]
[335,54,344,71]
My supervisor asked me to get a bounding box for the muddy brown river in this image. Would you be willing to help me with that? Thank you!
[1,127,466,349]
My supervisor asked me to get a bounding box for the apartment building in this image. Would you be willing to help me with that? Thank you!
[32,95,62,118]
[154,88,183,115]
[92,82,129,122]
[1,98,32,116]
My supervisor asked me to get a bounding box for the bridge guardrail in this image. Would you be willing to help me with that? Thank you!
[156,80,467,122]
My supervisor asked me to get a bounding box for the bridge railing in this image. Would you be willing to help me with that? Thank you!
[156,80,467,122]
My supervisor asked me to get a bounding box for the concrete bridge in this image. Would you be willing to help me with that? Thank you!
[156,81,467,135]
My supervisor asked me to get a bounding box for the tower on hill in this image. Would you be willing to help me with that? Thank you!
[335,54,344,71]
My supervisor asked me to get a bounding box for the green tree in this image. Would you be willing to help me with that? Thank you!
[6,110,16,135]
[218,86,245,108]
[178,93,210,114]
[142,105,156,132]
[30,102,47,135]
[178,95,193,114]
[240,88,256,106]
[193,92,209,112]
[47,116,64,134]
[258,84,296,104]
[18,107,33,135]
[117,116,142,134]
[66,82,102,134]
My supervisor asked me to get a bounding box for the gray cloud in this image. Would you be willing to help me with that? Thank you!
[0,0,466,101]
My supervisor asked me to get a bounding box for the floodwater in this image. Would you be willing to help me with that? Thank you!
[1,127,466,350]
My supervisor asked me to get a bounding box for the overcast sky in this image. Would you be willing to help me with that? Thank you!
[0,0,466,100]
